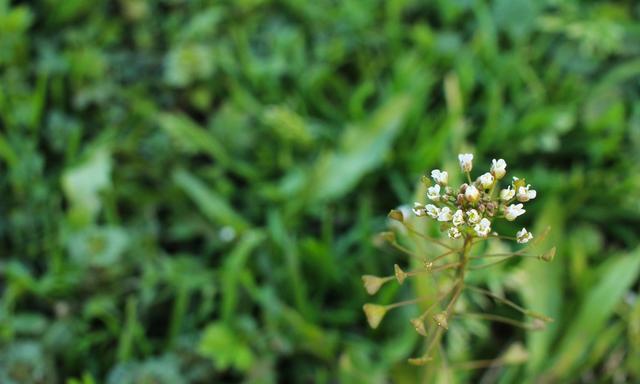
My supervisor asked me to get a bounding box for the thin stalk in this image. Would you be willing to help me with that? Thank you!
[466,285,528,314]
[406,262,461,278]
[452,358,501,370]
[431,248,460,263]
[415,280,462,320]
[457,312,542,330]
[403,223,456,251]
[469,252,538,259]
[386,296,431,310]
[389,240,423,260]
[420,235,471,359]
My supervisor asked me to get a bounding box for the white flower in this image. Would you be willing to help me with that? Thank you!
[516,184,537,202]
[500,186,515,201]
[474,218,491,237]
[479,172,494,189]
[458,153,473,172]
[412,202,426,216]
[425,204,439,218]
[431,169,448,185]
[452,209,465,226]
[465,185,480,202]
[466,209,480,224]
[437,207,453,222]
[505,203,525,221]
[516,228,533,244]
[491,159,507,179]
[448,226,461,239]
[427,184,441,201]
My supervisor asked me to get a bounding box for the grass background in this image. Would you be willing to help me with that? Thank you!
[1,0,640,382]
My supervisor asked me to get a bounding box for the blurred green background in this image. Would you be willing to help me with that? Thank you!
[1,0,640,382]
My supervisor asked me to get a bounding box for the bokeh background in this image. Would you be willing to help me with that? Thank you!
[1,0,640,383]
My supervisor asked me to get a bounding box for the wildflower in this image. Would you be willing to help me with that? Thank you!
[479,172,494,189]
[425,204,439,218]
[452,209,464,226]
[437,207,453,222]
[505,203,525,221]
[500,186,515,201]
[466,209,480,224]
[458,153,473,172]
[474,218,491,237]
[465,185,480,202]
[516,184,537,202]
[412,202,426,217]
[431,169,448,185]
[448,226,461,239]
[516,228,533,244]
[427,184,441,201]
[491,159,507,179]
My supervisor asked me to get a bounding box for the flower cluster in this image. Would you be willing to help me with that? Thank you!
[362,153,554,368]
[412,154,535,243]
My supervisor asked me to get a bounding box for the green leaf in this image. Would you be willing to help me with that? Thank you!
[547,249,640,378]
[172,168,250,233]
[198,322,255,372]
[307,96,411,202]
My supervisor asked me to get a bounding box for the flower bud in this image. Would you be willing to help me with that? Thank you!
[431,169,448,185]
[479,172,494,189]
[465,185,480,202]
[458,153,473,172]
[491,158,507,179]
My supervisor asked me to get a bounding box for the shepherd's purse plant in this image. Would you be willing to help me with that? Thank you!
[363,154,555,367]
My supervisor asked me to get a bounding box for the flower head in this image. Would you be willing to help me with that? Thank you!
[479,172,494,189]
[412,202,426,217]
[474,218,491,237]
[452,209,464,226]
[516,228,533,244]
[505,203,525,221]
[500,186,515,201]
[437,207,453,222]
[431,169,448,185]
[458,153,473,172]
[427,184,441,201]
[516,184,537,202]
[491,159,507,179]
[448,226,461,239]
[425,204,439,218]
[466,209,480,224]
[465,185,480,202]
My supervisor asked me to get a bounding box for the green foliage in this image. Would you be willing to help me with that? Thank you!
[1,0,639,382]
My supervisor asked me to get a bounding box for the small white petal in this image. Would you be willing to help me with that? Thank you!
[479,172,494,189]
[458,153,474,172]
[427,184,441,201]
[452,209,465,226]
